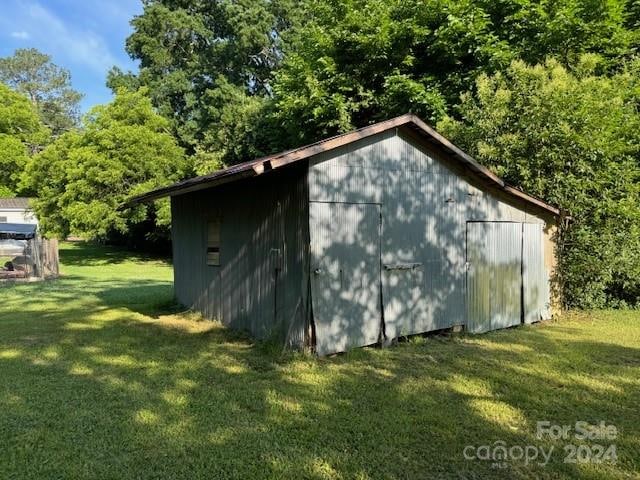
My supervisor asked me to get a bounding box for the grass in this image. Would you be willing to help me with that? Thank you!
[0,242,639,479]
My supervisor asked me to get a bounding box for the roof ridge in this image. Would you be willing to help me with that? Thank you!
[122,114,560,216]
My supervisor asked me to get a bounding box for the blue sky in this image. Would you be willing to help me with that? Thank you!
[0,0,142,113]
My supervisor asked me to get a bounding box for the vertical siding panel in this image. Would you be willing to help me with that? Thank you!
[171,164,309,348]
[523,223,550,323]
[309,202,382,354]
[467,222,492,333]
[468,222,523,332]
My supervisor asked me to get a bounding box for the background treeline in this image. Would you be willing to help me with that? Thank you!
[1,0,639,307]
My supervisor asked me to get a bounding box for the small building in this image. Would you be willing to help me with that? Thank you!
[0,198,37,225]
[128,115,560,355]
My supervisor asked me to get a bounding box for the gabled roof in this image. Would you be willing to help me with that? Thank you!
[0,198,32,210]
[123,114,560,216]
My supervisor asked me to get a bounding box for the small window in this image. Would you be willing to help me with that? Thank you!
[0,217,6,223]
[207,219,221,266]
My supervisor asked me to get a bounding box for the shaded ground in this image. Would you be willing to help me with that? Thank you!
[0,242,638,479]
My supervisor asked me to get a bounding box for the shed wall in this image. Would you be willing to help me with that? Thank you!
[308,128,556,340]
[171,164,309,347]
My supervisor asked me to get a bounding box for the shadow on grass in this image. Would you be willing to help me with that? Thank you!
[0,243,637,478]
[60,241,172,267]
[0,276,176,320]
[0,305,638,479]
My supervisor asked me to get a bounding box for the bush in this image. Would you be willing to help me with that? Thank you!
[439,56,640,308]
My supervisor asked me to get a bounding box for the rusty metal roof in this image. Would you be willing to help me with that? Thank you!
[0,198,32,210]
[123,114,560,216]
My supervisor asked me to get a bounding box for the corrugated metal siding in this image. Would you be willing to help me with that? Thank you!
[466,223,492,333]
[171,127,553,352]
[308,129,551,342]
[309,202,382,354]
[171,164,309,348]
[466,222,523,333]
[490,223,523,330]
[523,223,550,323]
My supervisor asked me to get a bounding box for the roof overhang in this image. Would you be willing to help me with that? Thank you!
[122,114,561,217]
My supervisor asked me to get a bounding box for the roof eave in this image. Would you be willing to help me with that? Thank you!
[121,113,561,217]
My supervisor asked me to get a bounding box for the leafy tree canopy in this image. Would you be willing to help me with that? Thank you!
[439,56,640,307]
[271,0,638,147]
[108,0,300,163]
[0,83,49,197]
[115,0,638,164]
[24,88,186,241]
[0,48,83,137]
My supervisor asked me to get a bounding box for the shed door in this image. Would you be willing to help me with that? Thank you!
[522,223,550,323]
[466,222,523,333]
[310,202,382,355]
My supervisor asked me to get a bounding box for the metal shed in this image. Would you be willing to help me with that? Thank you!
[127,114,560,355]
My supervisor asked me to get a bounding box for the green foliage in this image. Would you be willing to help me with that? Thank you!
[24,88,186,240]
[0,83,49,196]
[269,0,637,146]
[191,77,275,175]
[108,0,300,162]
[112,0,639,168]
[0,48,83,137]
[439,57,640,308]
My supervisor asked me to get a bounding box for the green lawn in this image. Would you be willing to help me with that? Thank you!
[0,242,638,479]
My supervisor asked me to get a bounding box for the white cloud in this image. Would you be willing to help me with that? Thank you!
[27,2,120,73]
[1,1,125,75]
[0,0,139,111]
[10,31,30,39]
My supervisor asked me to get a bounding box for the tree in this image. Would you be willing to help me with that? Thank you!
[0,48,83,137]
[0,83,49,196]
[270,0,637,148]
[110,0,638,166]
[108,0,300,163]
[23,88,186,241]
[438,56,640,308]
